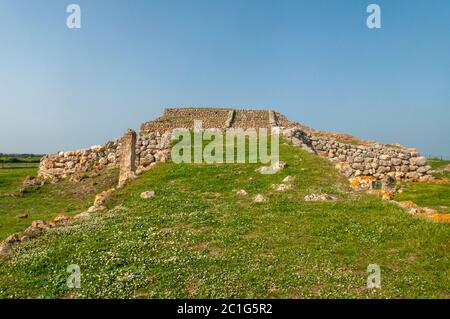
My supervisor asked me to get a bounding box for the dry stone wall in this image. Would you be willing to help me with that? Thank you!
[38,131,171,180]
[38,140,121,180]
[135,131,171,169]
[231,110,271,129]
[140,108,232,132]
[282,127,433,181]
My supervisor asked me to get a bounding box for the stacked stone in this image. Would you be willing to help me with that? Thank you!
[310,136,433,181]
[140,108,232,132]
[38,131,172,180]
[135,131,171,169]
[231,110,272,129]
[38,140,120,179]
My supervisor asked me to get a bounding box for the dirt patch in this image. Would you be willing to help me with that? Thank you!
[312,284,326,297]
[405,253,417,263]
[193,242,221,256]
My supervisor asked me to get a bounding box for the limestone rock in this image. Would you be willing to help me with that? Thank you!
[253,194,267,203]
[255,161,286,175]
[73,212,90,219]
[304,193,337,201]
[4,234,20,244]
[0,243,13,258]
[283,176,294,183]
[140,191,155,199]
[410,156,427,166]
[93,188,115,207]
[236,189,248,196]
[118,129,137,188]
[53,215,71,224]
[272,184,293,191]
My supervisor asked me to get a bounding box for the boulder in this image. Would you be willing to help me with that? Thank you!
[253,194,267,203]
[0,243,13,258]
[410,156,427,166]
[140,191,155,199]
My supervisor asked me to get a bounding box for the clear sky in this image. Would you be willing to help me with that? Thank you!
[0,0,449,156]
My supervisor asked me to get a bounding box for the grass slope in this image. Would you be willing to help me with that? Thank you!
[0,142,448,298]
[0,168,37,195]
[395,159,450,214]
[0,168,118,240]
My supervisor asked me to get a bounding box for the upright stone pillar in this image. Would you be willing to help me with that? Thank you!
[118,129,137,188]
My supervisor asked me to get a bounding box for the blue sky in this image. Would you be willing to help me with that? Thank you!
[0,0,449,156]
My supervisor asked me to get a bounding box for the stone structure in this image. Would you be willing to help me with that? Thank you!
[118,129,137,188]
[282,127,433,181]
[38,140,121,180]
[38,107,433,182]
[38,130,171,181]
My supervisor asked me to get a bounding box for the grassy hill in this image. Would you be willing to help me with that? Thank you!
[0,168,118,240]
[0,141,449,298]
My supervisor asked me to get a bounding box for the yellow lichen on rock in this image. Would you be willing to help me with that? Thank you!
[349,176,377,190]
[395,200,450,223]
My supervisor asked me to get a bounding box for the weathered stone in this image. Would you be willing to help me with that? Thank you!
[0,243,13,258]
[93,188,115,207]
[382,176,396,191]
[283,176,294,183]
[118,129,137,188]
[4,234,20,244]
[98,157,108,166]
[253,194,267,203]
[410,156,427,166]
[304,193,337,201]
[53,215,71,224]
[140,191,155,199]
[73,212,90,219]
[417,165,431,174]
[31,220,48,229]
[272,184,293,191]
[140,154,155,167]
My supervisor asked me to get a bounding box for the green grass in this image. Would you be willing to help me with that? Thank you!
[0,142,448,298]
[0,167,118,240]
[394,159,450,213]
[395,183,450,214]
[428,158,450,180]
[0,167,37,195]
[0,154,41,169]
